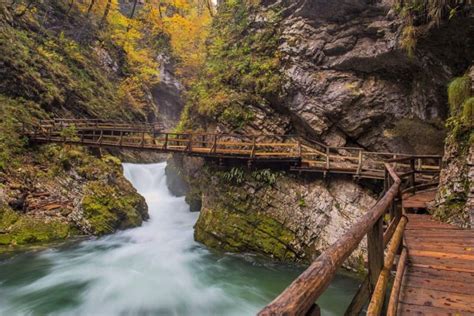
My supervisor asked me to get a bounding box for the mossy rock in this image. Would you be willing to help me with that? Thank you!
[195,205,301,262]
[82,181,147,235]
[0,207,71,246]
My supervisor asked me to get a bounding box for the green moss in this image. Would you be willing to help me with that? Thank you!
[462,97,473,127]
[82,181,145,235]
[102,155,122,167]
[0,207,71,246]
[448,76,471,115]
[195,205,301,262]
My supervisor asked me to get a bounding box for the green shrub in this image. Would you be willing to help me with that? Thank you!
[462,97,474,127]
[181,0,284,130]
[448,76,471,115]
[251,169,281,185]
[222,167,245,184]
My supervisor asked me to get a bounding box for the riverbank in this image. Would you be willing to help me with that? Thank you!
[0,163,359,315]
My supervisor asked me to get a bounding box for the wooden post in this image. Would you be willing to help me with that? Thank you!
[410,158,416,190]
[187,134,193,152]
[98,130,103,144]
[251,136,256,158]
[367,217,408,315]
[212,135,218,153]
[326,147,330,170]
[387,248,408,316]
[367,216,384,297]
[356,150,363,177]
[164,134,168,150]
[141,131,145,147]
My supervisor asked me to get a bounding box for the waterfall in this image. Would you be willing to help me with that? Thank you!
[0,163,355,315]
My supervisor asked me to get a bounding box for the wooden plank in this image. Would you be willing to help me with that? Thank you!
[405,265,474,282]
[403,273,474,294]
[406,243,474,255]
[397,302,474,316]
[408,256,474,273]
[399,286,474,312]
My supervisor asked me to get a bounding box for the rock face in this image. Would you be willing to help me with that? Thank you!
[152,54,185,129]
[0,146,148,247]
[170,156,375,268]
[433,67,474,228]
[172,0,473,267]
[273,0,473,153]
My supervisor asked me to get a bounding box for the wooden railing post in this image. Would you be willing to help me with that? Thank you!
[356,150,363,177]
[410,158,416,190]
[98,130,103,144]
[297,140,302,159]
[326,147,330,169]
[251,136,256,158]
[212,135,218,153]
[164,133,168,150]
[187,134,193,152]
[367,216,384,296]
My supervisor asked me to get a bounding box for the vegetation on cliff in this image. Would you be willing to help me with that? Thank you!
[178,0,283,131]
[0,0,212,248]
[433,73,473,226]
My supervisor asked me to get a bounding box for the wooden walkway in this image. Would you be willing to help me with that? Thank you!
[399,213,474,315]
[23,119,442,181]
[24,119,474,315]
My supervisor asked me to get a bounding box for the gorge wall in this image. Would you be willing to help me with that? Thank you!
[174,0,473,265]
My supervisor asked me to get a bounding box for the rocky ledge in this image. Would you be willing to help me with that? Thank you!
[167,156,376,270]
[0,145,148,248]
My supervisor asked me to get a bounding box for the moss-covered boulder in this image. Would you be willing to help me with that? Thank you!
[82,181,147,235]
[170,156,375,269]
[195,205,299,261]
[0,206,71,246]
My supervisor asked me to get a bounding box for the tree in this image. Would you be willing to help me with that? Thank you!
[87,0,95,16]
[100,0,112,27]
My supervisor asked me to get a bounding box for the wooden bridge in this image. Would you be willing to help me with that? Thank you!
[23,119,441,181]
[23,119,473,315]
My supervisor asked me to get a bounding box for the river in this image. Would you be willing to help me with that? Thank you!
[0,163,358,315]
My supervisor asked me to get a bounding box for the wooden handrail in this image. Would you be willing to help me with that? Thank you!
[258,163,401,315]
[387,247,408,316]
[366,215,407,315]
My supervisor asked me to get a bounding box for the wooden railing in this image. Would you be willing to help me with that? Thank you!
[23,119,442,181]
[258,156,439,316]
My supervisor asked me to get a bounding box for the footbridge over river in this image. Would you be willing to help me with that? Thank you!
[24,119,474,315]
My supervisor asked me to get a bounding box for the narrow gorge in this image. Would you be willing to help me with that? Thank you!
[0,0,472,315]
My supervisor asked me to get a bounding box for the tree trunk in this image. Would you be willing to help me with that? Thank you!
[87,0,95,16]
[129,0,138,19]
[100,0,112,27]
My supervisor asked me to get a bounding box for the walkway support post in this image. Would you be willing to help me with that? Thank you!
[367,216,408,315]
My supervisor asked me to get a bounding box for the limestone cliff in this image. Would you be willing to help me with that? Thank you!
[433,67,474,228]
[0,1,156,249]
[168,156,375,268]
[174,0,473,266]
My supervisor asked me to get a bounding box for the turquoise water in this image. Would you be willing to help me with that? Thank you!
[0,163,358,315]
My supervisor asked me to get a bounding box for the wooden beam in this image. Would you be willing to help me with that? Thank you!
[387,248,408,316]
[367,216,408,315]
